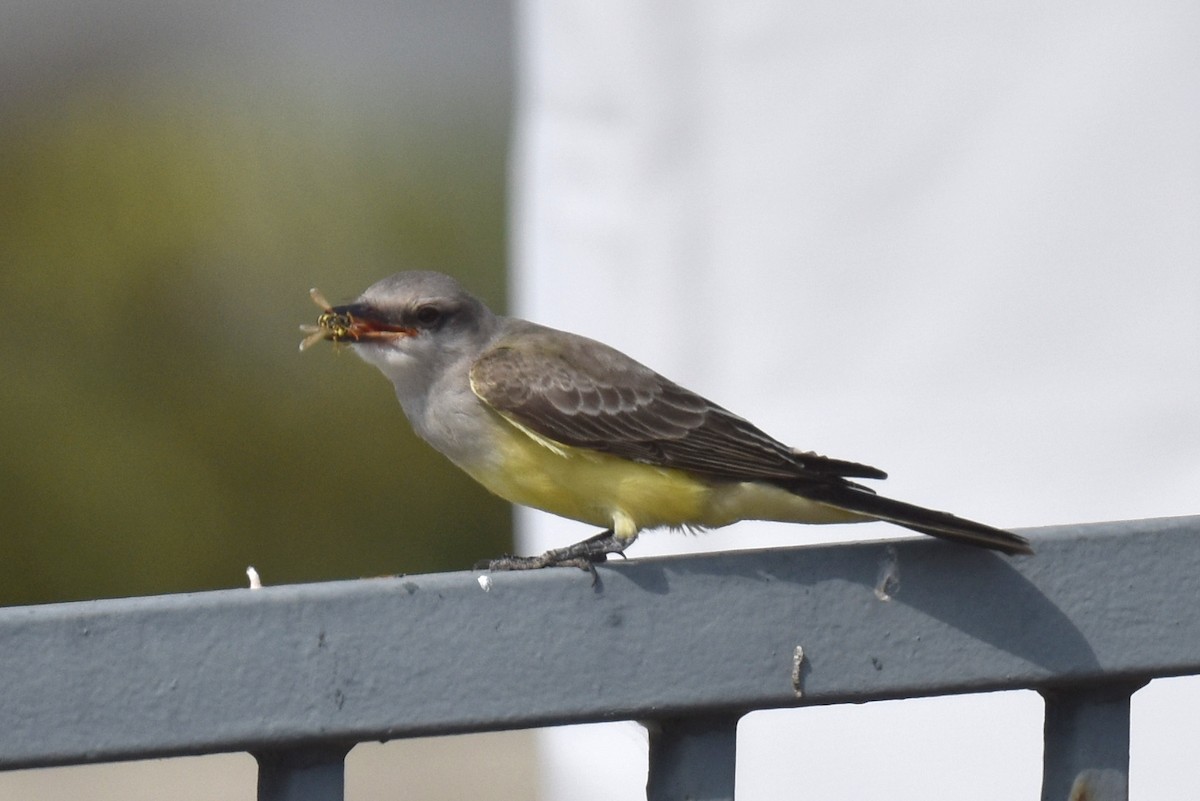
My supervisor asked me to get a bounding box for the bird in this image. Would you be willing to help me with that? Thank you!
[300,271,1031,570]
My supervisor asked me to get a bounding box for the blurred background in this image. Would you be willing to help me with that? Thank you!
[512,4,1198,800]
[1,1,525,798]
[1,0,514,606]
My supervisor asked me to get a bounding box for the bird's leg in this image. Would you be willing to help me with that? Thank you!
[486,529,627,573]
[543,529,628,566]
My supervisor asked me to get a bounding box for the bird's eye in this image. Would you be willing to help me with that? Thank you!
[415,305,442,326]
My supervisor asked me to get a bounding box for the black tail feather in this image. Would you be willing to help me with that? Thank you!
[801,484,1032,556]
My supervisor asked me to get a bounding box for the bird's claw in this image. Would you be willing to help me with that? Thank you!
[480,530,625,583]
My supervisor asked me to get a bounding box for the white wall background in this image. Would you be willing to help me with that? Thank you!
[511,1,1200,798]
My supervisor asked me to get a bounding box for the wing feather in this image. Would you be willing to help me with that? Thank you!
[469,322,886,483]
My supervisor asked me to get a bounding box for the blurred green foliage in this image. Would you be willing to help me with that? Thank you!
[0,76,511,606]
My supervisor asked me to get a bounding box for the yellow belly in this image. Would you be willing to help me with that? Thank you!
[457,414,865,540]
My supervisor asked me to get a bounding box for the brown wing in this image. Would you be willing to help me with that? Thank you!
[469,321,887,483]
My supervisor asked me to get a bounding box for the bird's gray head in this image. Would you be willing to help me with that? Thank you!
[316,271,500,399]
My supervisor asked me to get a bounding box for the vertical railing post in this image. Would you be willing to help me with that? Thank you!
[255,745,352,801]
[646,714,740,801]
[1040,682,1146,801]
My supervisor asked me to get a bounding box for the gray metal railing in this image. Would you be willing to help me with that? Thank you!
[2,515,1198,800]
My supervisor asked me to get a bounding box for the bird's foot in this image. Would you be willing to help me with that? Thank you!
[484,530,627,576]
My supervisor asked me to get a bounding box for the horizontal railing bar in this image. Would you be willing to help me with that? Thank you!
[1,516,1198,771]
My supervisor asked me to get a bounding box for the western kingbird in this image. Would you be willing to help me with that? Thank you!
[301,271,1031,569]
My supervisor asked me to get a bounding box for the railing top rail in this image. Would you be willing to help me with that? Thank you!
[2,515,1198,771]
